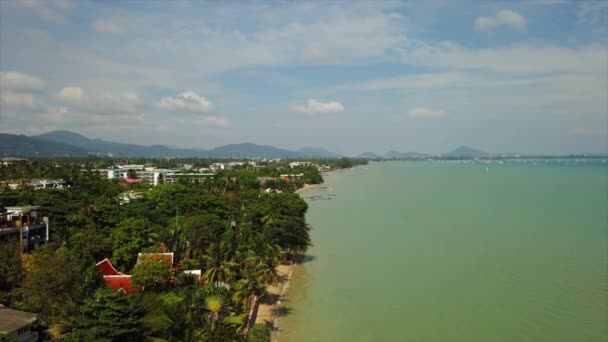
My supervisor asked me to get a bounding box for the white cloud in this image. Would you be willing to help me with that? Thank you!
[12,0,73,23]
[0,90,34,108]
[400,42,604,73]
[475,9,526,32]
[0,71,44,89]
[91,19,124,35]
[157,91,213,112]
[293,98,345,115]
[124,92,140,102]
[408,107,447,119]
[58,86,86,102]
[577,1,608,26]
[198,116,232,128]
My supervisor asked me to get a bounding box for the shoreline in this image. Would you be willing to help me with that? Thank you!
[257,167,356,340]
[294,183,321,194]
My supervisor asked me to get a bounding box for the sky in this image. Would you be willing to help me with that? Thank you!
[0,0,607,155]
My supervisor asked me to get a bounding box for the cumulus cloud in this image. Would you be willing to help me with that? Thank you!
[0,71,45,89]
[58,86,86,102]
[157,91,213,112]
[1,90,34,108]
[91,19,124,35]
[475,10,526,32]
[408,107,448,119]
[292,98,345,115]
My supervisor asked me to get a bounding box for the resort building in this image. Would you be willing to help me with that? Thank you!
[93,169,128,180]
[0,305,38,342]
[136,169,177,186]
[289,161,312,168]
[0,206,49,253]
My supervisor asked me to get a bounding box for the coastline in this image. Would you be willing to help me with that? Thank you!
[294,183,321,194]
[255,168,352,340]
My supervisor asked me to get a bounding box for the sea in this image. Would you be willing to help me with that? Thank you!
[279,159,608,342]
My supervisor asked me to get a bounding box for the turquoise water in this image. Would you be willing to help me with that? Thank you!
[280,160,608,342]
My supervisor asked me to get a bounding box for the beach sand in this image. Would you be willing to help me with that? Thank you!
[295,183,320,194]
[254,263,296,341]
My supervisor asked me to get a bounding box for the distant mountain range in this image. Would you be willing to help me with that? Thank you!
[442,145,489,158]
[1,130,500,159]
[0,130,342,159]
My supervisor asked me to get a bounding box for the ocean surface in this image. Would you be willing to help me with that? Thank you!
[279,160,608,342]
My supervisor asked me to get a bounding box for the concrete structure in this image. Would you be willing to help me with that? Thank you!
[0,206,49,253]
[0,305,38,342]
[289,162,312,168]
[137,169,177,186]
[93,169,128,180]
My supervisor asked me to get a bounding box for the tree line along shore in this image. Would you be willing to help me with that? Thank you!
[0,157,367,342]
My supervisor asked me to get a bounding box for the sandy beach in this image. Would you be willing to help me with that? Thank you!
[254,263,296,341]
[295,183,321,194]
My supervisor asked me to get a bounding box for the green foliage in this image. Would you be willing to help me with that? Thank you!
[131,259,170,291]
[0,157,339,340]
[68,289,147,342]
[247,324,271,342]
[111,218,155,270]
[0,242,22,292]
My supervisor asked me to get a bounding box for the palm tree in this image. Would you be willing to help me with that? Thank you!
[202,241,237,286]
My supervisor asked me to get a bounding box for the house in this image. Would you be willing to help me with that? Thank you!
[0,305,38,342]
[136,169,177,186]
[0,158,30,167]
[0,206,49,254]
[96,252,175,293]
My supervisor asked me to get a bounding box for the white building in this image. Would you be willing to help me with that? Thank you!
[289,162,311,168]
[210,163,226,171]
[117,164,145,170]
[94,169,128,180]
[0,305,38,342]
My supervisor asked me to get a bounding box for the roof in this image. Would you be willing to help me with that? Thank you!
[0,306,37,333]
[137,253,174,268]
[5,206,40,214]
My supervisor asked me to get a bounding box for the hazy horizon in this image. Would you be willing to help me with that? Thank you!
[1,1,607,155]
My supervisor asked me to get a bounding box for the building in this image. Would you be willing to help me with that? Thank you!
[136,169,177,186]
[0,305,38,342]
[289,162,312,168]
[29,179,67,190]
[0,158,30,167]
[93,169,128,180]
[210,163,226,172]
[0,206,49,254]
[116,164,145,170]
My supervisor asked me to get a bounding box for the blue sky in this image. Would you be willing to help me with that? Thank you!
[0,0,606,155]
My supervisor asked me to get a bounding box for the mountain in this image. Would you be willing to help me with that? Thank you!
[443,146,489,158]
[207,143,305,159]
[297,147,342,158]
[0,134,88,157]
[359,152,382,159]
[16,130,317,158]
[386,150,430,159]
[34,130,207,158]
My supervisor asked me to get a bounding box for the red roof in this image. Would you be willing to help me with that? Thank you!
[96,258,124,276]
[122,178,140,184]
[103,275,134,293]
[282,177,291,182]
